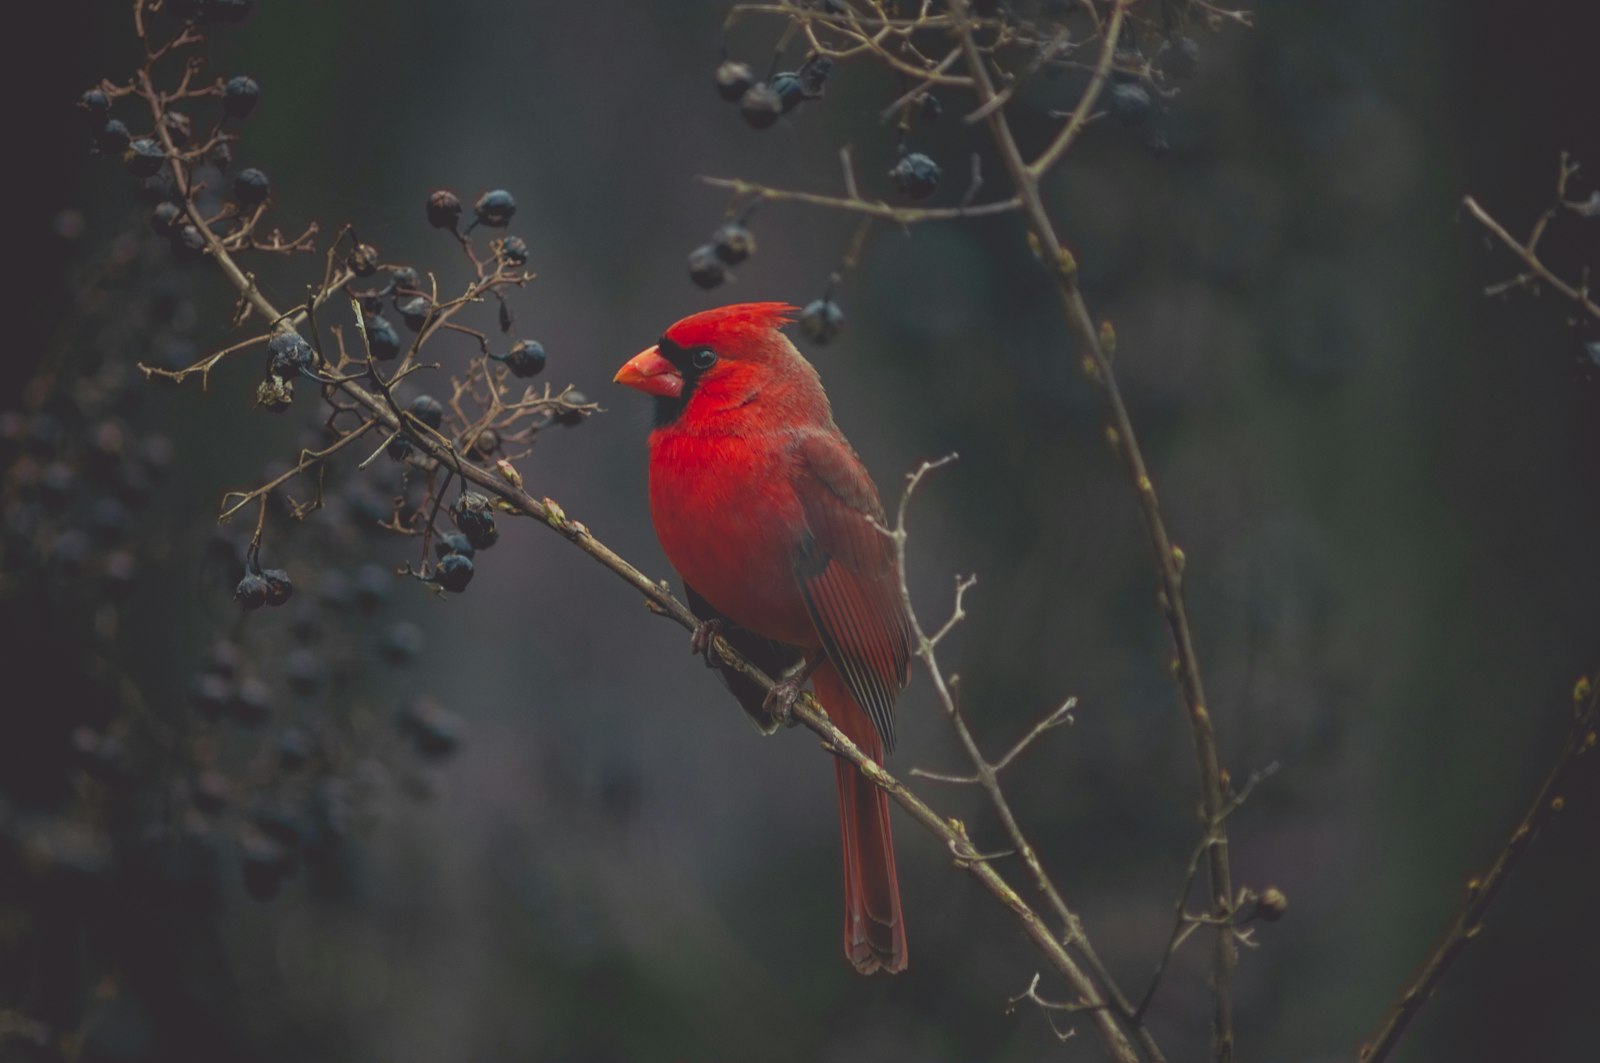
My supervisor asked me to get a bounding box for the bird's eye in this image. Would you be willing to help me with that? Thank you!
[691,348,717,370]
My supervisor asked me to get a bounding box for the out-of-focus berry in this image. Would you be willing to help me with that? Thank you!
[396,296,432,331]
[123,138,166,178]
[799,299,845,345]
[889,152,942,200]
[1109,82,1153,125]
[739,83,783,129]
[712,222,755,264]
[715,60,755,102]
[688,245,726,289]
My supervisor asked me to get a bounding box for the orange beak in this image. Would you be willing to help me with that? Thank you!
[613,345,684,398]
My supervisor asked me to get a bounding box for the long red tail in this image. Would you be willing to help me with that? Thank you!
[815,661,906,974]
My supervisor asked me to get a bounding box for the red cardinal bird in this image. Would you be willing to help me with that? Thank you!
[614,302,912,974]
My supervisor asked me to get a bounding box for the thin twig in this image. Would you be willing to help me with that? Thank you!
[951,4,1239,1059]
[1359,669,1600,1063]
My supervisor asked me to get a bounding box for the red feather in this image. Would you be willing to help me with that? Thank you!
[618,303,911,974]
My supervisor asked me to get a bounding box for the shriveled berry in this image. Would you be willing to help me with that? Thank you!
[266,330,315,376]
[739,83,784,129]
[171,223,207,259]
[433,552,474,593]
[123,138,166,178]
[889,152,942,201]
[235,571,270,609]
[451,493,499,549]
[79,89,110,124]
[799,298,844,345]
[345,242,379,277]
[233,167,271,206]
[95,119,131,154]
[222,75,260,119]
[468,428,500,458]
[207,141,232,170]
[255,375,294,412]
[1109,82,1153,125]
[390,265,421,291]
[409,394,444,429]
[363,314,401,360]
[260,567,293,606]
[434,532,475,560]
[495,339,546,378]
[426,189,462,229]
[473,189,517,227]
[712,222,755,264]
[771,72,807,113]
[715,60,755,102]
[499,235,529,266]
[396,296,432,331]
[688,244,726,289]
[556,392,588,427]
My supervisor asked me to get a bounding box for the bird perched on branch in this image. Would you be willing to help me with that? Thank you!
[614,302,912,974]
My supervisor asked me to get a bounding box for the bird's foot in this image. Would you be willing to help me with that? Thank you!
[762,677,805,729]
[689,618,723,667]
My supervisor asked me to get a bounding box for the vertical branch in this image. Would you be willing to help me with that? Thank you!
[951,4,1240,1060]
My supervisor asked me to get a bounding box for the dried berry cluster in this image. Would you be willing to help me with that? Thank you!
[692,2,1209,342]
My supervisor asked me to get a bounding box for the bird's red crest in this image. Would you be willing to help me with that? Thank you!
[662,302,798,351]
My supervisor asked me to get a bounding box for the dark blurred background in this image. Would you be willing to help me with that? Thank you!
[7,2,1599,1061]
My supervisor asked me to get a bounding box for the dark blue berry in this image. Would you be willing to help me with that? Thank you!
[495,339,546,378]
[889,152,942,201]
[233,166,271,206]
[800,299,845,345]
[123,138,166,178]
[739,83,783,129]
[473,189,516,227]
[266,330,315,377]
[409,394,444,430]
[235,571,270,609]
[222,75,260,120]
[688,245,726,288]
[433,553,474,592]
[364,314,401,361]
[712,222,755,264]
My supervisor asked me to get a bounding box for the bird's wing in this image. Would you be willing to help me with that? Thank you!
[790,430,913,751]
[684,582,805,735]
